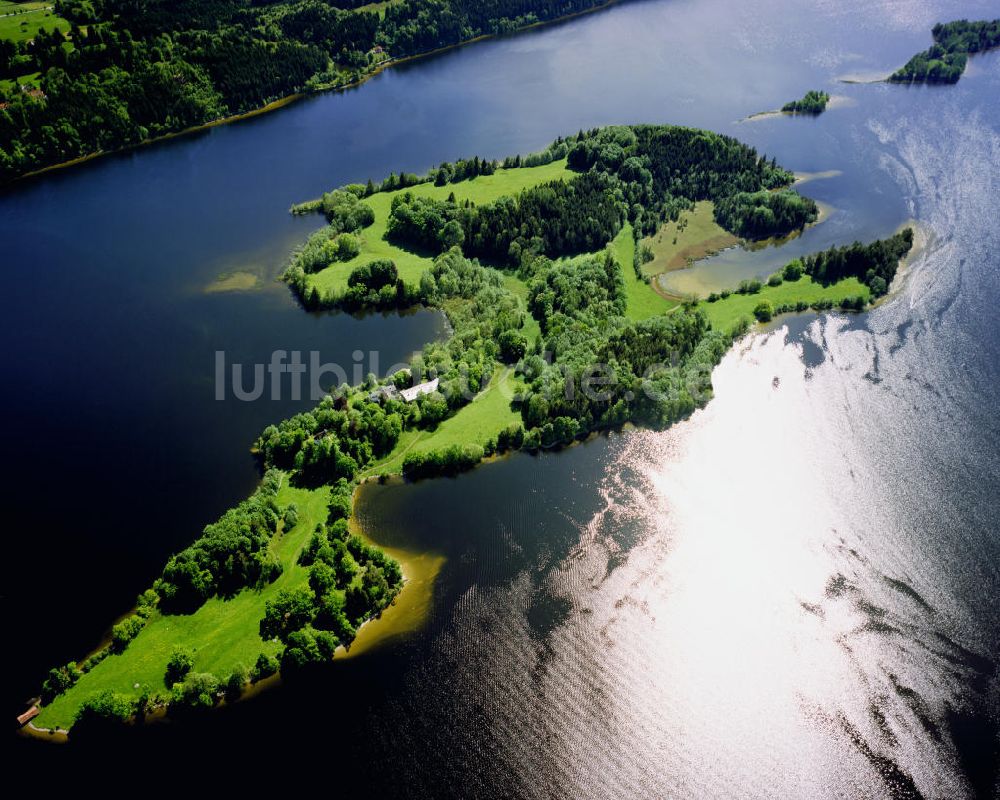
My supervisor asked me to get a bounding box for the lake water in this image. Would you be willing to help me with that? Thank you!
[4,0,999,794]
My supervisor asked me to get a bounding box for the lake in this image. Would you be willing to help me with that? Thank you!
[4,0,999,795]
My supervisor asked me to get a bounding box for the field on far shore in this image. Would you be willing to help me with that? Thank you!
[0,3,68,44]
[0,2,70,91]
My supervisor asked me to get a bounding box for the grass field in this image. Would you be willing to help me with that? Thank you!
[304,159,572,298]
[639,201,738,277]
[701,275,870,332]
[609,223,680,320]
[500,273,542,342]
[35,478,332,731]
[0,3,68,44]
[360,366,522,478]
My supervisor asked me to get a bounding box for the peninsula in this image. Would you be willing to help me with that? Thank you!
[27,124,913,737]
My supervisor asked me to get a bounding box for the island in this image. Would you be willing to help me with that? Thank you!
[781,90,830,115]
[26,124,913,739]
[889,19,1000,84]
[0,0,629,181]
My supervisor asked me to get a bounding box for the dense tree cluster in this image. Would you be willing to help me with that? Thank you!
[72,689,136,737]
[154,470,285,612]
[565,125,794,238]
[257,497,403,667]
[402,443,485,478]
[386,171,624,264]
[466,171,624,263]
[255,392,405,482]
[713,190,818,239]
[781,90,830,114]
[802,228,913,296]
[343,258,407,307]
[518,250,731,440]
[889,19,1000,83]
[527,250,625,332]
[1,0,625,180]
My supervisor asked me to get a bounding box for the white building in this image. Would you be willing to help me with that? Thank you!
[399,377,440,402]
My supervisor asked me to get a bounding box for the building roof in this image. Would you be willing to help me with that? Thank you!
[400,377,439,402]
[367,384,399,403]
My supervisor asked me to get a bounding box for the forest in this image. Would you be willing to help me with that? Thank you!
[386,171,625,263]
[889,19,1000,83]
[713,189,817,239]
[0,0,624,180]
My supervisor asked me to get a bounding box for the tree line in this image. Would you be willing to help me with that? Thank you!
[386,171,625,264]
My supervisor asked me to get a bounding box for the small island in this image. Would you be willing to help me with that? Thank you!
[781,90,830,115]
[889,19,1000,84]
[27,125,914,739]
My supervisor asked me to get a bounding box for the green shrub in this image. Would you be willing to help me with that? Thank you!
[251,652,280,682]
[110,615,146,653]
[171,672,219,709]
[782,260,803,281]
[753,300,774,322]
[164,647,195,687]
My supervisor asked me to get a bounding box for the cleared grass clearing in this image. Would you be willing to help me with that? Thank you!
[304,159,572,298]
[702,275,870,332]
[355,0,404,17]
[640,201,738,277]
[500,273,542,342]
[609,223,680,320]
[35,479,331,731]
[0,70,40,91]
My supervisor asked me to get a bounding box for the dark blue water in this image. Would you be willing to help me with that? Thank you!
[4,0,1000,794]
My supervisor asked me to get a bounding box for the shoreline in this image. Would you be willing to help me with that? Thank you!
[873,218,930,307]
[6,0,626,187]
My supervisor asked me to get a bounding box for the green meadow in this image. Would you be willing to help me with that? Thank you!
[701,275,870,332]
[639,200,738,277]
